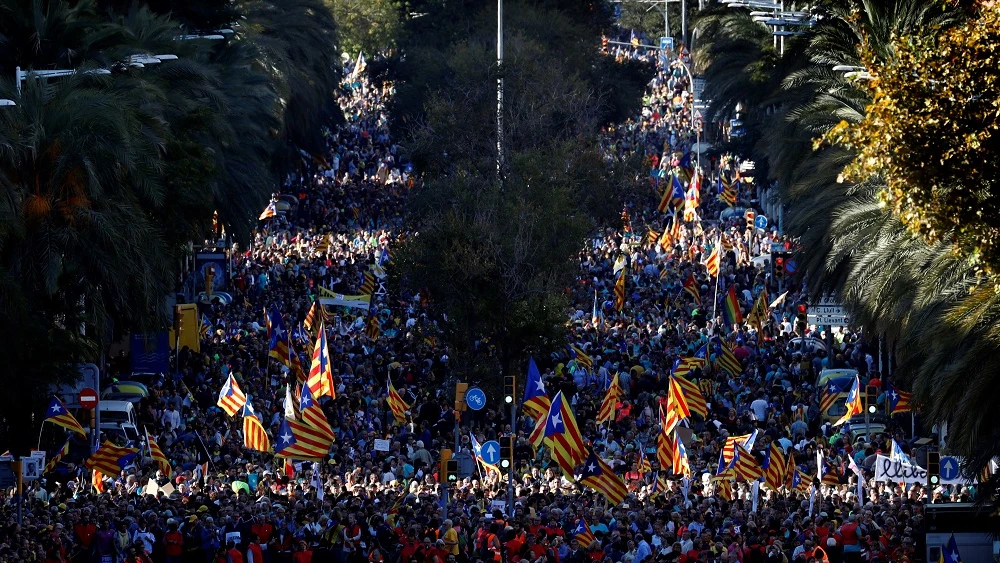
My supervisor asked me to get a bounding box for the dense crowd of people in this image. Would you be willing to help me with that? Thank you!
[0,37,949,563]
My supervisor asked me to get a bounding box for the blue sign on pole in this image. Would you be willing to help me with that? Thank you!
[465,387,486,411]
[754,215,768,230]
[939,456,960,481]
[480,441,501,465]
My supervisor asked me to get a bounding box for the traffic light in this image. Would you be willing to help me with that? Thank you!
[500,436,514,470]
[504,376,516,405]
[866,385,879,414]
[773,253,786,279]
[927,451,941,487]
[446,460,459,482]
[794,302,808,335]
[455,382,468,412]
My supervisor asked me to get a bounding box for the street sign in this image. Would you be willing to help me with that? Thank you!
[465,387,486,411]
[659,37,674,52]
[754,215,768,230]
[480,440,501,465]
[20,456,40,481]
[784,258,797,275]
[79,387,99,409]
[940,456,961,481]
[808,295,850,327]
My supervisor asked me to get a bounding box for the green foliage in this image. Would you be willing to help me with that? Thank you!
[0,0,340,450]
[396,0,651,378]
[827,4,1000,275]
[699,0,1000,502]
[326,0,402,56]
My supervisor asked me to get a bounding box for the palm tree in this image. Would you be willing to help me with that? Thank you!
[699,0,1000,499]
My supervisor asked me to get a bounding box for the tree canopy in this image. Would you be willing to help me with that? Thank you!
[0,0,341,451]
[393,0,652,379]
[696,0,1000,503]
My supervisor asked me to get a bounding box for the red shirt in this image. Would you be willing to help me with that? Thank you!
[841,523,859,545]
[75,523,97,548]
[164,531,184,557]
[228,548,245,563]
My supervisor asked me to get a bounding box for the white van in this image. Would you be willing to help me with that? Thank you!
[99,401,139,443]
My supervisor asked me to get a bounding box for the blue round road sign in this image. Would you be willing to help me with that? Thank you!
[784,258,798,276]
[939,456,960,481]
[754,215,768,230]
[479,440,501,465]
[465,387,486,411]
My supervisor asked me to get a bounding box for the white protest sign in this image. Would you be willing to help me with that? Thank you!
[373,439,391,452]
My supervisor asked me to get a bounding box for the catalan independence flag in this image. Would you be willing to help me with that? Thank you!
[544,391,589,476]
[217,374,247,416]
[721,285,743,327]
[274,418,332,462]
[597,373,622,424]
[833,375,863,426]
[572,519,597,548]
[732,444,763,482]
[568,345,593,372]
[682,273,701,306]
[44,439,71,474]
[578,449,628,505]
[43,397,87,437]
[763,442,787,492]
[86,441,139,478]
[298,384,335,444]
[614,266,626,311]
[307,319,335,400]
[886,382,913,414]
[258,200,278,221]
[266,306,291,365]
[670,375,708,418]
[672,434,691,476]
[522,357,551,419]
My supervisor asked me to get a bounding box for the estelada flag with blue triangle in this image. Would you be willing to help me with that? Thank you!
[43,396,87,437]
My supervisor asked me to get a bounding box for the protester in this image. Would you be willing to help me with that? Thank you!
[0,40,934,563]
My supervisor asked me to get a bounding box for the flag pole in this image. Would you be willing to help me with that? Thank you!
[712,270,720,324]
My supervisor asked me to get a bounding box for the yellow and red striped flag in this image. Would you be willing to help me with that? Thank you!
[146,431,171,477]
[299,384,335,444]
[243,414,271,453]
[86,441,139,479]
[543,391,589,477]
[704,241,721,277]
[44,439,70,474]
[764,442,787,492]
[579,449,628,505]
[217,374,247,416]
[307,320,335,400]
[387,378,411,423]
[43,397,87,437]
[597,373,622,424]
[670,375,708,418]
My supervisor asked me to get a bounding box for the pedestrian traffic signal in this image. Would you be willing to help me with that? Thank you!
[500,436,514,470]
[504,376,516,405]
[866,385,879,414]
[927,451,941,486]
[446,460,459,482]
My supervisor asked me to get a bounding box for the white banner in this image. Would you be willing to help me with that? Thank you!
[319,294,371,311]
[873,455,975,485]
[874,455,926,484]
